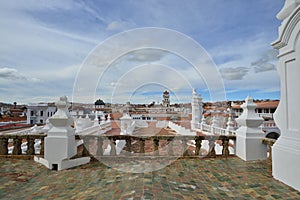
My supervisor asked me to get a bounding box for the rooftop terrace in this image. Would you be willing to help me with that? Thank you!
[1,157,299,199]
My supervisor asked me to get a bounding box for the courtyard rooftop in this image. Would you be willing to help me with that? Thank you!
[1,157,299,199]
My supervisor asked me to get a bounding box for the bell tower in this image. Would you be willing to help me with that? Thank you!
[162,90,170,108]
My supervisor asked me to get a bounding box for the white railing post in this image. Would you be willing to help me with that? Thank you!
[34,96,90,170]
[235,96,266,161]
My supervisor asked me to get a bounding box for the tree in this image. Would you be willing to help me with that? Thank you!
[13,102,17,109]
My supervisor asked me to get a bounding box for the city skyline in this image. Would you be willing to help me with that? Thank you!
[0,1,284,104]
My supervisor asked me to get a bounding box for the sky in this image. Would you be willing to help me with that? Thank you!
[0,0,285,104]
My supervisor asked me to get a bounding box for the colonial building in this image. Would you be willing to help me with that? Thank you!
[231,100,279,120]
[26,103,56,124]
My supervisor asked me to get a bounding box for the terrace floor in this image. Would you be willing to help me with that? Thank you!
[0,157,300,200]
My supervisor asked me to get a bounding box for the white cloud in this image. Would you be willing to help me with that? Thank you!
[0,67,40,82]
[106,21,134,31]
[126,49,166,62]
[251,49,278,73]
[219,67,249,80]
[253,63,276,73]
[0,68,26,80]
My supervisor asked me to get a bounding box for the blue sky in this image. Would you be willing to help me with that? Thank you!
[0,0,284,104]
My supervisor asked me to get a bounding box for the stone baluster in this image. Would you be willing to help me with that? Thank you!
[40,137,45,155]
[167,138,173,156]
[153,138,159,156]
[222,138,230,157]
[110,138,116,156]
[207,139,216,157]
[96,137,103,156]
[182,139,188,157]
[195,137,202,156]
[82,137,90,157]
[125,137,132,155]
[0,137,8,155]
[26,136,35,155]
[12,136,22,155]
[139,138,145,154]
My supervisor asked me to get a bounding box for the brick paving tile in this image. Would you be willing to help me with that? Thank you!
[0,157,300,199]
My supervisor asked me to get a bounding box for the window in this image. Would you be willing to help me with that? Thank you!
[270,108,276,113]
[40,119,43,123]
[47,112,49,117]
[30,111,34,116]
[40,111,44,116]
[258,108,262,113]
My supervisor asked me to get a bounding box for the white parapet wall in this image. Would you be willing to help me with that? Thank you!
[156,120,168,128]
[168,121,196,136]
[271,1,300,191]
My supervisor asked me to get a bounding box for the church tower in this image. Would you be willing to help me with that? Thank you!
[162,90,170,109]
[191,88,203,130]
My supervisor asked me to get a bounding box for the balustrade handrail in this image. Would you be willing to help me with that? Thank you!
[77,134,236,158]
[0,133,236,159]
[0,134,46,157]
[0,127,33,135]
[76,134,236,141]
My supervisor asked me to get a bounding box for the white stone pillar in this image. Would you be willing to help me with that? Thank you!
[120,113,133,135]
[211,115,220,127]
[226,117,235,135]
[200,116,206,130]
[272,0,300,191]
[94,111,99,126]
[235,96,267,161]
[191,88,203,130]
[34,96,90,170]
[226,108,235,135]
[100,114,106,123]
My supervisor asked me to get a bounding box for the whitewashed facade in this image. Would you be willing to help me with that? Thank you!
[272,0,300,191]
[26,103,56,124]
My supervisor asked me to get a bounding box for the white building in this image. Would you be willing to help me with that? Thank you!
[131,114,155,121]
[231,100,278,120]
[26,103,56,124]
